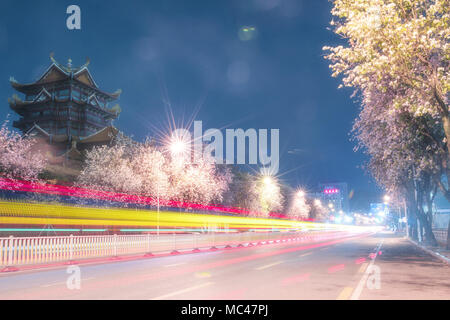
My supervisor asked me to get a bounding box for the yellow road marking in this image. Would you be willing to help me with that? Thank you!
[358,263,368,274]
[195,272,211,278]
[337,287,354,300]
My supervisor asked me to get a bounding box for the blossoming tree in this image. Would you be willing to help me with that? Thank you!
[324,0,449,245]
[0,122,46,180]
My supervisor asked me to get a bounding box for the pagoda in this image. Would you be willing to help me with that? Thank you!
[8,53,123,174]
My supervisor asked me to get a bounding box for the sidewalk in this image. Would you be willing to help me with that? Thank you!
[407,238,450,264]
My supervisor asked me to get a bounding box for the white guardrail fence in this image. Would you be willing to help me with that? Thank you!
[0,231,352,269]
[433,228,449,247]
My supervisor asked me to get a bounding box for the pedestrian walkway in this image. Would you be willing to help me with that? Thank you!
[408,238,450,264]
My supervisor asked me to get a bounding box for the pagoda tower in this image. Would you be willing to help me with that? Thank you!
[8,54,123,174]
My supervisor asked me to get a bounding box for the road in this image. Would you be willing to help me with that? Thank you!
[0,232,449,299]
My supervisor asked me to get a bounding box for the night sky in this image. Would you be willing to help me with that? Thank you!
[0,0,383,210]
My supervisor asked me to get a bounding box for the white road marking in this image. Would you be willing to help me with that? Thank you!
[164,262,187,267]
[255,261,284,270]
[40,277,95,288]
[299,252,312,257]
[350,240,384,300]
[149,282,214,300]
[41,282,65,288]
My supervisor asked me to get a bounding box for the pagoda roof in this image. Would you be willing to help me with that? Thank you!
[25,124,71,143]
[79,126,119,144]
[25,124,50,137]
[9,54,122,101]
[25,124,119,144]
[8,89,120,119]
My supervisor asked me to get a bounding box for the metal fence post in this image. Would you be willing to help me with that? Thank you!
[113,234,117,257]
[69,234,74,261]
[173,230,176,251]
[8,235,13,266]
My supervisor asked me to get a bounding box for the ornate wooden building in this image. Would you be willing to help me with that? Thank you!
[8,54,122,175]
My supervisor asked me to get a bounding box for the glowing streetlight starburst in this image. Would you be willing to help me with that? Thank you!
[169,138,187,155]
[296,190,305,198]
[263,176,274,186]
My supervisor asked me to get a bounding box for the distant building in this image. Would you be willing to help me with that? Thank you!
[432,184,450,229]
[370,203,388,215]
[8,54,122,175]
[318,182,349,214]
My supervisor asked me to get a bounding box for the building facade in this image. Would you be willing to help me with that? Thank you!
[318,182,350,214]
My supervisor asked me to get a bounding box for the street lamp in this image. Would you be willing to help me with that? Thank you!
[263,176,274,186]
[260,175,278,217]
[169,138,188,156]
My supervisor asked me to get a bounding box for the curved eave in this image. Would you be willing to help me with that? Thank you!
[9,99,51,110]
[11,76,120,101]
[79,126,118,144]
[10,81,38,94]
[8,100,33,110]
[10,79,68,95]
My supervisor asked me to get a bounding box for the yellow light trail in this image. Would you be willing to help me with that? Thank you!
[0,201,359,232]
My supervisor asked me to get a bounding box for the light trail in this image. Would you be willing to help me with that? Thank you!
[0,177,378,234]
[0,177,292,219]
[0,201,363,233]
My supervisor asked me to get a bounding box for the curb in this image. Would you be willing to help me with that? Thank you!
[407,238,450,264]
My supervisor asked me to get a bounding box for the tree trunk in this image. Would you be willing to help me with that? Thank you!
[443,115,450,161]
[410,219,418,240]
[408,207,418,241]
[424,186,439,247]
[416,208,438,246]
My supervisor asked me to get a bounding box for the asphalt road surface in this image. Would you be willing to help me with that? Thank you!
[0,232,449,299]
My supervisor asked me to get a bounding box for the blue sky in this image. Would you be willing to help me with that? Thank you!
[0,0,382,210]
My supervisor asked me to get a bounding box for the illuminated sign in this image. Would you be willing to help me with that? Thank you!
[323,188,339,194]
